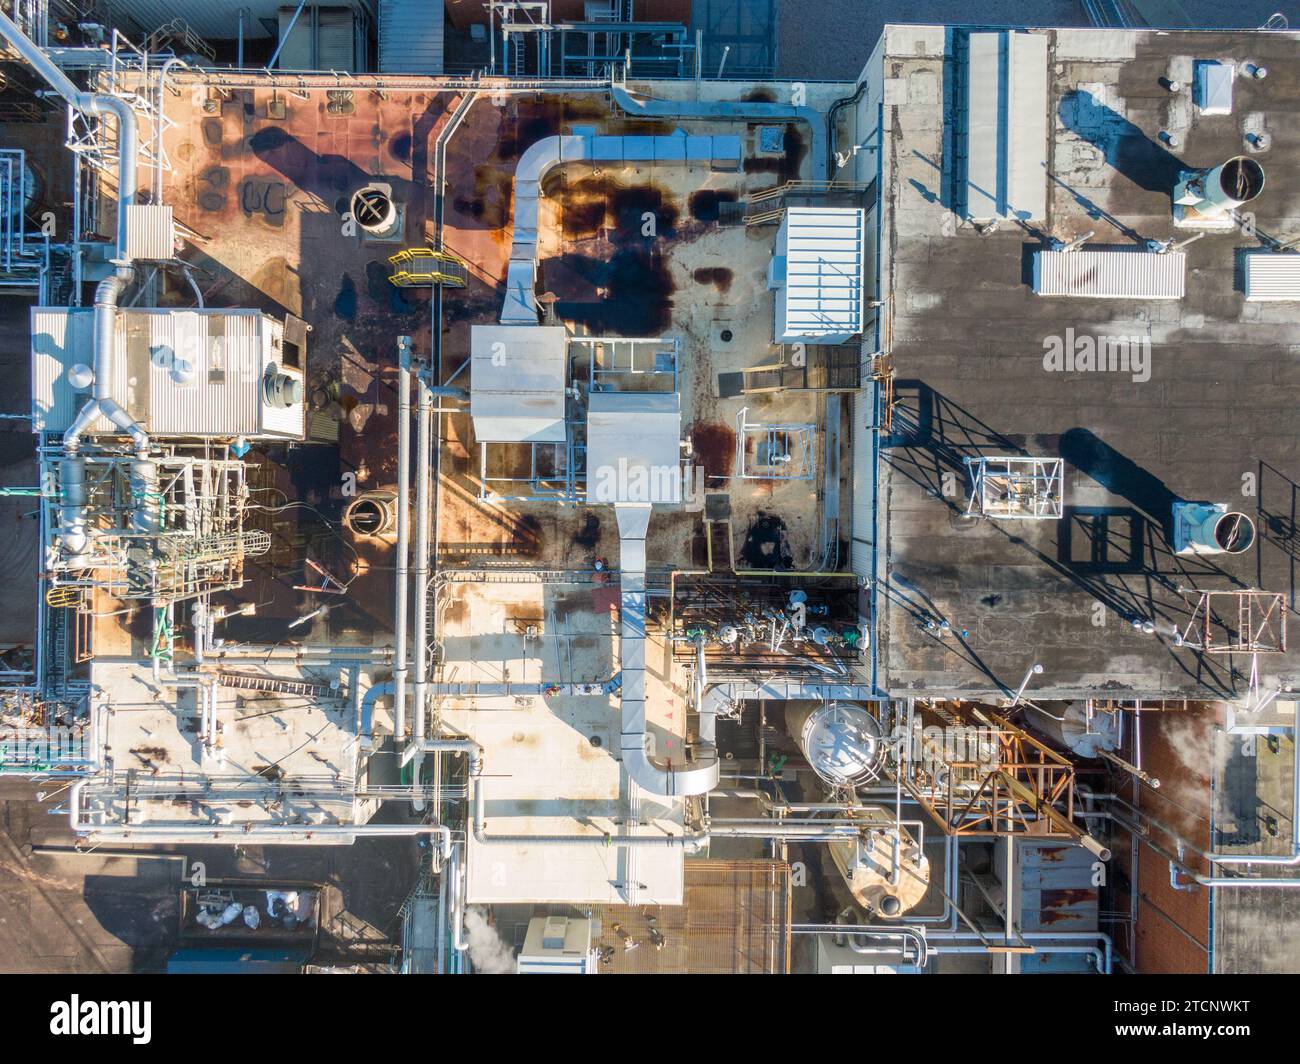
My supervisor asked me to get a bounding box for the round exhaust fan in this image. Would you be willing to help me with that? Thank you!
[264,363,303,409]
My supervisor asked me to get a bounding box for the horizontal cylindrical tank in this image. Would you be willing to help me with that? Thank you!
[829,807,931,917]
[1023,702,1118,759]
[786,701,884,786]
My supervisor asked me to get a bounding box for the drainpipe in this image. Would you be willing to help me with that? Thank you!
[393,338,412,745]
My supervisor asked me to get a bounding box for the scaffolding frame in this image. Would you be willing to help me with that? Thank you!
[571,335,680,393]
[734,406,816,481]
[1177,589,1288,654]
[965,456,1064,519]
[0,148,50,290]
[477,429,584,503]
[39,446,266,604]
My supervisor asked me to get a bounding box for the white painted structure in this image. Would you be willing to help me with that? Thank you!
[1032,250,1186,299]
[768,206,865,344]
[469,324,568,443]
[31,308,305,439]
[964,31,1049,222]
[1244,252,1300,301]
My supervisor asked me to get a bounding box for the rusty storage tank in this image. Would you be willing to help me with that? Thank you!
[831,807,931,917]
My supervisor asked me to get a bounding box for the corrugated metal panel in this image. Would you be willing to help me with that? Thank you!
[276,7,315,69]
[105,1,312,41]
[1244,252,1300,300]
[964,31,1048,221]
[30,309,303,439]
[774,207,865,343]
[850,388,874,579]
[123,204,175,261]
[1032,250,1186,299]
[379,0,446,75]
[140,310,262,435]
[317,8,357,72]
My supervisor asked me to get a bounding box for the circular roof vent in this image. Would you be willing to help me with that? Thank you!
[350,185,397,234]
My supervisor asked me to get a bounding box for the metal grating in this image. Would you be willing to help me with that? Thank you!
[592,860,791,973]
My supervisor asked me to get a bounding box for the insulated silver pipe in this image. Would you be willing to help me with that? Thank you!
[470,777,861,847]
[409,363,433,796]
[68,779,455,847]
[448,840,469,952]
[0,12,136,256]
[402,737,483,774]
[65,268,147,455]
[393,337,413,744]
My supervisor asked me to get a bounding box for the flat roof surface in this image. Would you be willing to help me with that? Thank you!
[875,26,1300,699]
[435,575,686,905]
[84,659,362,829]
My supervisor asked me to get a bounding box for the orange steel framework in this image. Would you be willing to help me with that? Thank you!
[901,708,1095,848]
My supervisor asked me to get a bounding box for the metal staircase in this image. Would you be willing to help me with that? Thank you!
[388,247,468,288]
[740,345,862,393]
[217,672,336,698]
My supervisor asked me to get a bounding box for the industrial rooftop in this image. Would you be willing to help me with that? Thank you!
[0,1,1297,984]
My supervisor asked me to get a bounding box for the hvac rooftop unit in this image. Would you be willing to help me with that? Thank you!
[1032,249,1185,299]
[31,308,308,440]
[769,207,865,344]
[1243,252,1300,300]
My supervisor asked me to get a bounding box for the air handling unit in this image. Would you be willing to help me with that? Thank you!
[31,308,308,441]
[767,206,865,344]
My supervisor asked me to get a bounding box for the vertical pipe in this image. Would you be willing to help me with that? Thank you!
[269,0,308,69]
[393,337,412,744]
[410,361,432,800]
